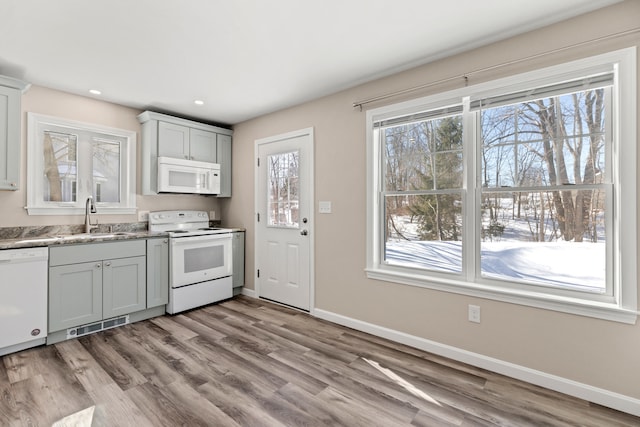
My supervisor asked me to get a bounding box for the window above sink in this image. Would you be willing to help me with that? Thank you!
[26,113,136,215]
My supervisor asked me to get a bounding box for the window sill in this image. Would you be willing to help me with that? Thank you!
[365,267,638,324]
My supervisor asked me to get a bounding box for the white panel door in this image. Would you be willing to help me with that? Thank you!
[256,128,313,311]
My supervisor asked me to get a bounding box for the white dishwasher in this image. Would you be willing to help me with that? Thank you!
[0,247,48,356]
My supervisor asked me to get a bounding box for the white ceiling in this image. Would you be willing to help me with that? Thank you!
[0,0,622,125]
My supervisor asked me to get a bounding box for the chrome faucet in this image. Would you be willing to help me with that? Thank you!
[85,196,98,233]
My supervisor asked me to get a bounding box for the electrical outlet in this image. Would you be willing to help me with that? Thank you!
[468,304,481,323]
[209,211,216,220]
[138,210,149,222]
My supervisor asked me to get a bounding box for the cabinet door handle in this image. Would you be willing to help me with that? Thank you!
[105,262,111,267]
[96,263,102,268]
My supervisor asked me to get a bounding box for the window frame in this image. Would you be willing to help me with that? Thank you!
[365,48,637,324]
[27,113,137,215]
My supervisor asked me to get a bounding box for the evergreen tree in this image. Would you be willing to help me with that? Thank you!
[409,116,463,241]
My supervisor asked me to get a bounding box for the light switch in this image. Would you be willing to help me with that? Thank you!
[319,201,332,214]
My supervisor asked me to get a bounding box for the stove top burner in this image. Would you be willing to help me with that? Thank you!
[198,227,222,231]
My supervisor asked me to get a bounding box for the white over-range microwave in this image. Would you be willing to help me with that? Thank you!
[157,156,220,195]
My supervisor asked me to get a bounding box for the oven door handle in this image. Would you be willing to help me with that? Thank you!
[170,233,232,245]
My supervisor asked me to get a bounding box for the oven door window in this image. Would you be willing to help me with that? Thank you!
[184,245,224,273]
[171,235,232,287]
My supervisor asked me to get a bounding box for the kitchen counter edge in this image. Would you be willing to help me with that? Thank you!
[0,231,170,250]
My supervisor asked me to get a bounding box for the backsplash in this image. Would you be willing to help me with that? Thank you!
[0,222,149,239]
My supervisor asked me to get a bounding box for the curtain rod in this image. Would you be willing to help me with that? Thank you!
[353,27,640,110]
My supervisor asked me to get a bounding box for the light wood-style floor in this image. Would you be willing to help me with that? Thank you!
[1,296,638,426]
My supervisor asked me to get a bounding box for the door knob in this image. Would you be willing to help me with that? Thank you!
[300,229,308,236]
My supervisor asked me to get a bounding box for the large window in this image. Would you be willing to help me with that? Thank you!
[27,113,136,215]
[366,48,636,323]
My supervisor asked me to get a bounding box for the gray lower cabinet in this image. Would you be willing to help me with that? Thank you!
[102,256,146,318]
[49,261,102,331]
[146,237,169,307]
[48,240,147,332]
[232,231,245,295]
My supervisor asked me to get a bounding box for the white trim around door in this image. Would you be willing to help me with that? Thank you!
[254,127,315,313]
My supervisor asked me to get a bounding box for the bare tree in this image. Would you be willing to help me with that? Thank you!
[522,89,605,242]
[43,132,63,201]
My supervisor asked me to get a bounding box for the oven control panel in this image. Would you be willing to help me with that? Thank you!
[150,210,209,224]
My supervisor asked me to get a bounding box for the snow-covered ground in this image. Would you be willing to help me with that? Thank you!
[385,213,606,293]
[385,240,605,293]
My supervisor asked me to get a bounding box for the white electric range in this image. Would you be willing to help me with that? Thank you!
[149,210,233,314]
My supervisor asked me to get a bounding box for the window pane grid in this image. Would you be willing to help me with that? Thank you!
[43,131,78,203]
[369,50,637,320]
[384,193,463,274]
[478,86,610,295]
[379,85,612,296]
[28,113,136,215]
[382,113,464,274]
[91,137,121,204]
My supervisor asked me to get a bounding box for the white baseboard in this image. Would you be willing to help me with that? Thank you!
[314,308,640,418]
[241,288,257,298]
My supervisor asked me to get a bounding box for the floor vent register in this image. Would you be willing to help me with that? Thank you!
[66,315,130,340]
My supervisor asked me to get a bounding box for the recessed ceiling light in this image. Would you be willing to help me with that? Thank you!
[194,100,204,106]
[89,89,101,95]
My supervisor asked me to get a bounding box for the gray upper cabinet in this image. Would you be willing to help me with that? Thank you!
[189,128,217,163]
[138,111,232,195]
[158,122,217,163]
[216,133,232,197]
[0,76,29,191]
[158,121,190,159]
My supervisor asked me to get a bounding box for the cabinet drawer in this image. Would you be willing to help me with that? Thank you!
[50,240,146,266]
